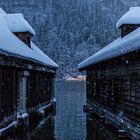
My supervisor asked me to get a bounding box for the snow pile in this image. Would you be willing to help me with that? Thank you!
[17,112,29,119]
[2,14,35,35]
[0,8,58,68]
[78,27,140,70]
[116,7,140,28]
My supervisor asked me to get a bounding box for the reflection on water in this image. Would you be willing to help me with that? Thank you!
[55,81,86,140]
[3,81,121,140]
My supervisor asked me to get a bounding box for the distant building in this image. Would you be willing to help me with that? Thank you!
[78,7,140,139]
[0,8,58,135]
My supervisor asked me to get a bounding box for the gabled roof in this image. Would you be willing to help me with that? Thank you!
[78,27,140,70]
[116,7,140,28]
[78,7,140,70]
[1,9,35,35]
[2,14,35,35]
[0,8,58,69]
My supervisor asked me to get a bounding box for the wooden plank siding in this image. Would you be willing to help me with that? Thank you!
[121,24,140,37]
[0,53,56,129]
[14,32,31,48]
[27,71,54,112]
[0,51,56,73]
[0,67,18,129]
[86,50,140,123]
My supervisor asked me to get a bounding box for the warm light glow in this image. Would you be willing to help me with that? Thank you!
[65,75,86,81]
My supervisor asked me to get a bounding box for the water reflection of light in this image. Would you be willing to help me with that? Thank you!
[65,76,86,81]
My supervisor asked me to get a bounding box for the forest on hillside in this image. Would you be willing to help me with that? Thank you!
[0,0,140,78]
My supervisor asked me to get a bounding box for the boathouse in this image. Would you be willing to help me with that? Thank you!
[78,7,140,139]
[0,8,58,135]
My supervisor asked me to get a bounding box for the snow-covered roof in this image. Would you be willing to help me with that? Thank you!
[31,42,58,68]
[78,27,140,70]
[116,7,140,28]
[2,13,35,35]
[0,8,58,69]
[0,8,6,14]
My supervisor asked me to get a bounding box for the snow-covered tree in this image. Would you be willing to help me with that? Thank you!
[1,0,140,78]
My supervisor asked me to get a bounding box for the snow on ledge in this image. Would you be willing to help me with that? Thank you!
[78,27,140,70]
[37,102,52,113]
[116,7,140,28]
[0,121,18,136]
[17,113,29,119]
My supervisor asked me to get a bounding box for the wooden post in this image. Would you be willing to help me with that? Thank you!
[18,71,30,113]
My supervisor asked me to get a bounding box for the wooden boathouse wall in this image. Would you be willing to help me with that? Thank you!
[0,67,18,129]
[27,71,54,112]
[0,54,56,129]
[86,49,140,123]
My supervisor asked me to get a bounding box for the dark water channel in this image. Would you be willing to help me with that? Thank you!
[4,81,119,140]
